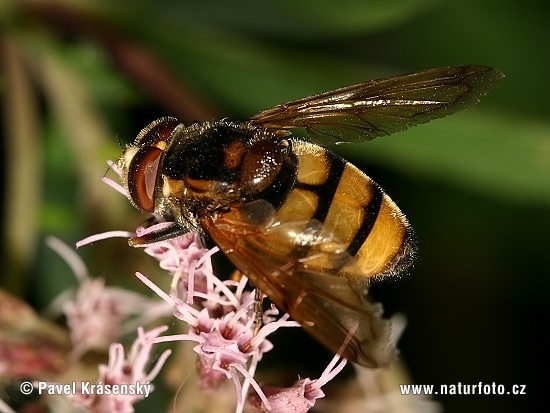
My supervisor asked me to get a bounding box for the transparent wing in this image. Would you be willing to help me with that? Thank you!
[200,202,395,367]
[250,65,503,144]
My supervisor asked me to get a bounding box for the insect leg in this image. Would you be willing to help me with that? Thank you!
[129,223,188,246]
[254,287,264,335]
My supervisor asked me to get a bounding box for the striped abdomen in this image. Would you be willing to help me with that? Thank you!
[273,140,415,279]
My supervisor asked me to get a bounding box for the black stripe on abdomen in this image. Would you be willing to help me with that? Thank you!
[292,153,346,258]
[346,181,383,257]
[295,153,346,223]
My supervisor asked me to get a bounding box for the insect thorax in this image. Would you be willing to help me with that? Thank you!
[158,121,298,221]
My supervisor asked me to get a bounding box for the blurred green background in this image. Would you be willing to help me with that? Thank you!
[1,0,548,412]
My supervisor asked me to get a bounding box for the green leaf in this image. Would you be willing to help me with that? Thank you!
[94,0,441,38]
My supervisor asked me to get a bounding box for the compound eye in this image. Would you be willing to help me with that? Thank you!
[128,146,163,213]
[135,117,180,147]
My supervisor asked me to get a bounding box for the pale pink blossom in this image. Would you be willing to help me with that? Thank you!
[46,237,170,359]
[248,325,352,412]
[70,326,171,413]
[70,161,359,412]
[249,353,347,413]
[136,265,301,413]
[141,231,213,304]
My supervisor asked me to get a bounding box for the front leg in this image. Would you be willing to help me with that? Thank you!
[129,223,189,246]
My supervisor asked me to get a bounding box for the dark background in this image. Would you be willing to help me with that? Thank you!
[1,1,548,412]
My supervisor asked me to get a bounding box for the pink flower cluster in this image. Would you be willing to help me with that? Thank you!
[76,224,346,412]
[70,326,171,413]
[66,161,356,412]
[133,231,303,412]
[47,236,170,359]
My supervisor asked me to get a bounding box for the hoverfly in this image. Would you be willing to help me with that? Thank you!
[119,65,502,367]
